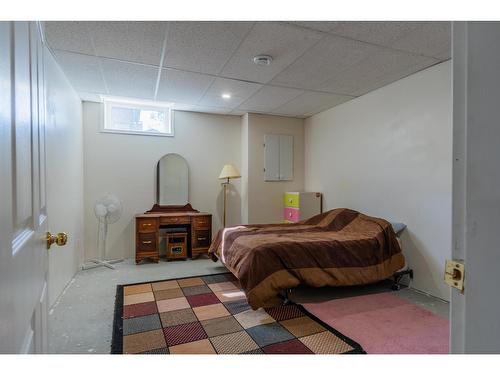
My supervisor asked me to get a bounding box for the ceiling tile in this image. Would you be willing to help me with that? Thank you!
[329,21,424,48]
[320,48,438,96]
[52,50,106,93]
[273,91,353,117]
[434,48,451,61]
[174,105,232,115]
[44,22,95,55]
[156,69,214,103]
[163,22,254,75]
[89,21,167,66]
[100,59,158,100]
[238,85,304,112]
[349,62,441,97]
[287,21,339,33]
[45,21,452,118]
[198,77,262,108]
[220,22,323,84]
[270,34,381,92]
[390,22,451,59]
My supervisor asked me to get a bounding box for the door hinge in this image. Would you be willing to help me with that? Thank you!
[444,259,465,293]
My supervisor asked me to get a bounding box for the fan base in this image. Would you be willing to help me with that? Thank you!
[82,259,123,270]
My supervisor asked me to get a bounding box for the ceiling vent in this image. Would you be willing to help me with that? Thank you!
[253,55,273,66]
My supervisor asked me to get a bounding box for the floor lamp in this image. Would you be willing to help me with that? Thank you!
[219,164,241,227]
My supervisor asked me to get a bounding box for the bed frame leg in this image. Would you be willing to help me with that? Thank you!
[391,269,413,290]
[282,288,292,305]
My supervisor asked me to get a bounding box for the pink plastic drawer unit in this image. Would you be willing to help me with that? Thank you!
[283,192,322,223]
[284,207,300,223]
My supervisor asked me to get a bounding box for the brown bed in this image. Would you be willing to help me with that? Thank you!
[208,208,405,309]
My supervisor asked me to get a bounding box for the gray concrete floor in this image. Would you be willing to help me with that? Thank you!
[48,258,449,354]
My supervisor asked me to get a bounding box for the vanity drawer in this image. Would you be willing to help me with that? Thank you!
[137,218,157,233]
[137,232,157,252]
[192,215,211,228]
[160,216,190,225]
[192,229,211,249]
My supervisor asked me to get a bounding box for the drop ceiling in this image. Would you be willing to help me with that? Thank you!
[43,21,451,118]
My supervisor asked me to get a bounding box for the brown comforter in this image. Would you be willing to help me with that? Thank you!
[208,208,405,309]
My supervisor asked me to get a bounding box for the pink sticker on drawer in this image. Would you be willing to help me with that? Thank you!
[283,207,299,223]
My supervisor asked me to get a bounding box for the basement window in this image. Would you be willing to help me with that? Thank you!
[102,99,173,137]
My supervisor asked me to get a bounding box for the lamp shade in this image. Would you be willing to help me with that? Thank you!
[219,164,241,180]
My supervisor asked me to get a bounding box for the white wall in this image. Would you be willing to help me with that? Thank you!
[243,113,305,224]
[305,61,452,300]
[82,103,241,261]
[45,48,84,307]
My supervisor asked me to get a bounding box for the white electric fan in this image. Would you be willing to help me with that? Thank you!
[83,194,124,270]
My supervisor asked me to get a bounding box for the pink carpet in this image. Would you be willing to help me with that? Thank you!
[303,292,449,354]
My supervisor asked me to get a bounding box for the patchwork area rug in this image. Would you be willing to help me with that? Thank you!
[111,273,365,354]
[304,292,449,354]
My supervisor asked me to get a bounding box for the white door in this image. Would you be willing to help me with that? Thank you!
[264,134,294,181]
[0,21,56,353]
[264,134,281,181]
[451,22,500,353]
[279,134,293,181]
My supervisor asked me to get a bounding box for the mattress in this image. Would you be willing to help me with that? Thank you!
[209,208,405,309]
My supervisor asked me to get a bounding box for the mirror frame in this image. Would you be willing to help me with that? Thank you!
[147,153,198,213]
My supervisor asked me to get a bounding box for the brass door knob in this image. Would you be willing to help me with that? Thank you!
[46,232,68,249]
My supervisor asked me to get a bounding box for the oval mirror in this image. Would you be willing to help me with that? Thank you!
[157,153,188,206]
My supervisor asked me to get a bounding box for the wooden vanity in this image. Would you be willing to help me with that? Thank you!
[135,208,212,263]
[135,153,213,264]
